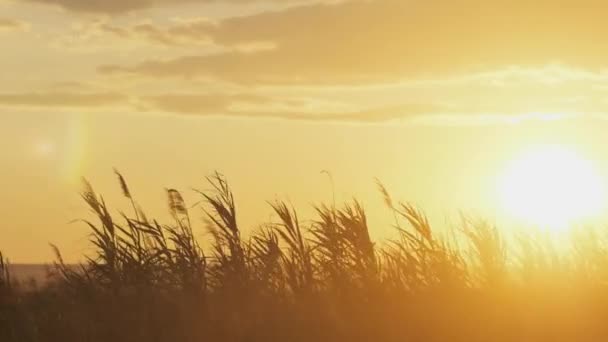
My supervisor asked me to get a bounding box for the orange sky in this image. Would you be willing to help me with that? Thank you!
[3,0,608,262]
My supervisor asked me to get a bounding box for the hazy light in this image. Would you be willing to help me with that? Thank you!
[499,145,605,231]
[33,140,56,158]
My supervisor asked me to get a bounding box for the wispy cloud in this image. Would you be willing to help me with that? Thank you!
[19,0,308,14]
[47,18,216,53]
[0,92,128,108]
[19,0,197,14]
[98,1,608,85]
[140,93,446,122]
[0,18,29,32]
[5,0,608,124]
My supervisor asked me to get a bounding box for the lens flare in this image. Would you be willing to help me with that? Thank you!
[61,113,88,184]
[33,140,56,158]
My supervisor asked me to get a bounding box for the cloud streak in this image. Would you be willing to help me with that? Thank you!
[0,92,128,108]
[20,0,196,14]
[141,93,446,122]
[0,89,451,123]
[0,18,29,32]
[19,0,307,14]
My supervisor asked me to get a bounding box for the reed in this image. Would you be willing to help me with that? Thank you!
[2,171,608,341]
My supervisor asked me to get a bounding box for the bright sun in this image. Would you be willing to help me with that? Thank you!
[499,145,605,231]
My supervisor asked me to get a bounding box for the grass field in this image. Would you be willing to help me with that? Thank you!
[2,171,608,341]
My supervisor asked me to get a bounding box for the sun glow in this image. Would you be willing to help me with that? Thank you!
[499,145,605,231]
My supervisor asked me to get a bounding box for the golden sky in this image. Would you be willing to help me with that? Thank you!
[3,0,608,262]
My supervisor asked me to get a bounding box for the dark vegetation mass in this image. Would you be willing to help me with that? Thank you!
[2,171,608,341]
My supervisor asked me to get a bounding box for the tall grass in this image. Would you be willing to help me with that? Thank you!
[0,252,10,297]
[3,171,608,341]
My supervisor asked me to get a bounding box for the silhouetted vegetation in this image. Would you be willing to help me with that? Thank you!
[2,171,608,341]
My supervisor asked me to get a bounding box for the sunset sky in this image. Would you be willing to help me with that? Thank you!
[3,0,608,262]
